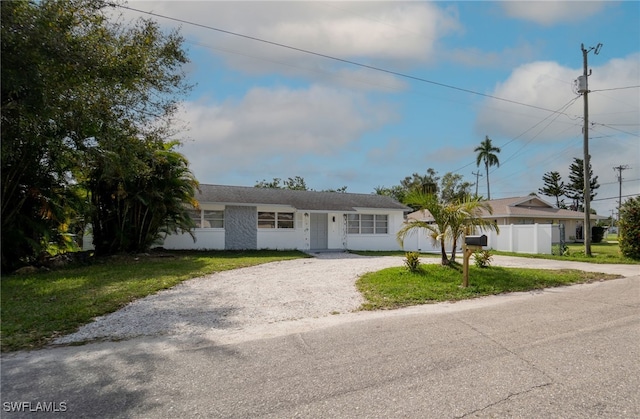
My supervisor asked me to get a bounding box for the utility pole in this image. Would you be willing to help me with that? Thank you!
[578,42,602,256]
[472,171,483,198]
[613,164,629,237]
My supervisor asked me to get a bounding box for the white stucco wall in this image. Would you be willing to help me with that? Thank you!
[161,230,225,250]
[344,211,405,251]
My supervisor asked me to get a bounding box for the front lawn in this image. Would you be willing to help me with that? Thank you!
[0,250,308,352]
[356,264,621,310]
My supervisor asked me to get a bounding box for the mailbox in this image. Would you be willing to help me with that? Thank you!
[465,235,487,247]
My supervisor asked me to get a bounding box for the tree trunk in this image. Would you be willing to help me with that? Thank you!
[485,161,490,200]
[440,238,449,265]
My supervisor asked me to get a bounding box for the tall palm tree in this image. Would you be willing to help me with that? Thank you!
[397,191,451,265]
[474,136,501,200]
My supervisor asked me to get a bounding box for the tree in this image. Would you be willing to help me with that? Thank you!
[87,139,198,255]
[397,191,452,265]
[376,169,440,208]
[446,198,499,263]
[538,171,567,208]
[1,0,193,269]
[566,157,599,211]
[254,176,346,192]
[619,196,640,259]
[474,136,501,200]
[401,170,440,196]
[440,172,473,204]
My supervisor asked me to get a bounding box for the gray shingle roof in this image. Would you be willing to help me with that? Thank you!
[196,184,410,212]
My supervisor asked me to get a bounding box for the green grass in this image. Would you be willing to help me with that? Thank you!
[357,264,622,310]
[0,250,307,352]
[494,240,639,264]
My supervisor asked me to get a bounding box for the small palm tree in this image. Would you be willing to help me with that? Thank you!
[474,136,501,200]
[397,191,451,265]
[446,197,499,262]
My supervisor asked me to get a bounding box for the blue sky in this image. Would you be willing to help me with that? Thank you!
[121,1,639,216]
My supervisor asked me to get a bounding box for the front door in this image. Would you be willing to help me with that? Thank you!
[310,213,328,250]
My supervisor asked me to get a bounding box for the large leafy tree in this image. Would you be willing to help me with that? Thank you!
[538,171,567,208]
[566,157,599,211]
[474,136,501,200]
[1,0,194,268]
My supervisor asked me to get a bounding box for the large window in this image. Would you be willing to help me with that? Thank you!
[347,214,388,234]
[189,209,224,228]
[258,212,294,229]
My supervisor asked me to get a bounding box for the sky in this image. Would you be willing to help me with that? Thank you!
[118,1,639,217]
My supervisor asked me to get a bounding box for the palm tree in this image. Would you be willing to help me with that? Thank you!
[446,197,499,263]
[397,191,451,265]
[474,136,501,200]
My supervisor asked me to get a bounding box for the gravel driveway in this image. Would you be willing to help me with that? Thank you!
[54,252,408,346]
[53,252,637,347]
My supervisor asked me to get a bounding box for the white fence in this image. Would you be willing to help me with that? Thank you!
[485,224,554,254]
[400,223,557,255]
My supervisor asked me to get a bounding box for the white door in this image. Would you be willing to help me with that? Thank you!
[310,213,328,250]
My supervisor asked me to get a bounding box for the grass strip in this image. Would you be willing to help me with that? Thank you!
[1,250,307,352]
[356,264,622,310]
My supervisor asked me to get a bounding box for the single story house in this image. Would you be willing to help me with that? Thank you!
[407,195,606,243]
[476,196,605,242]
[404,195,608,254]
[160,184,411,252]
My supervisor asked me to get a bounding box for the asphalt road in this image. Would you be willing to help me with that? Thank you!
[2,270,639,418]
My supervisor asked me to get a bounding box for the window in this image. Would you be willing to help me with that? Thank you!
[347,214,388,234]
[277,212,294,229]
[188,210,202,228]
[189,209,224,228]
[203,210,224,228]
[258,212,294,229]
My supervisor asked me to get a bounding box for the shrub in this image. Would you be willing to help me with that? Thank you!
[552,244,568,256]
[591,226,605,243]
[474,250,493,268]
[404,252,421,273]
[619,196,640,259]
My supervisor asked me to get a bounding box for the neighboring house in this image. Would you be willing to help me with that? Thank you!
[407,195,606,244]
[475,196,605,242]
[161,184,411,252]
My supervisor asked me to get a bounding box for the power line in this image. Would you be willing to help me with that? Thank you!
[117,4,576,117]
[591,85,640,92]
[591,193,639,202]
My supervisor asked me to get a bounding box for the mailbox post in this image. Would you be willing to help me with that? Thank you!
[462,235,487,288]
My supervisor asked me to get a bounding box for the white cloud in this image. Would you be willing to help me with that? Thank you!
[176,85,396,183]
[475,54,640,142]
[501,1,608,25]
[125,1,460,84]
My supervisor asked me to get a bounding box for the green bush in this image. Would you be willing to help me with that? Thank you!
[474,250,493,268]
[404,252,421,273]
[619,196,640,259]
[552,244,568,256]
[591,226,605,243]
